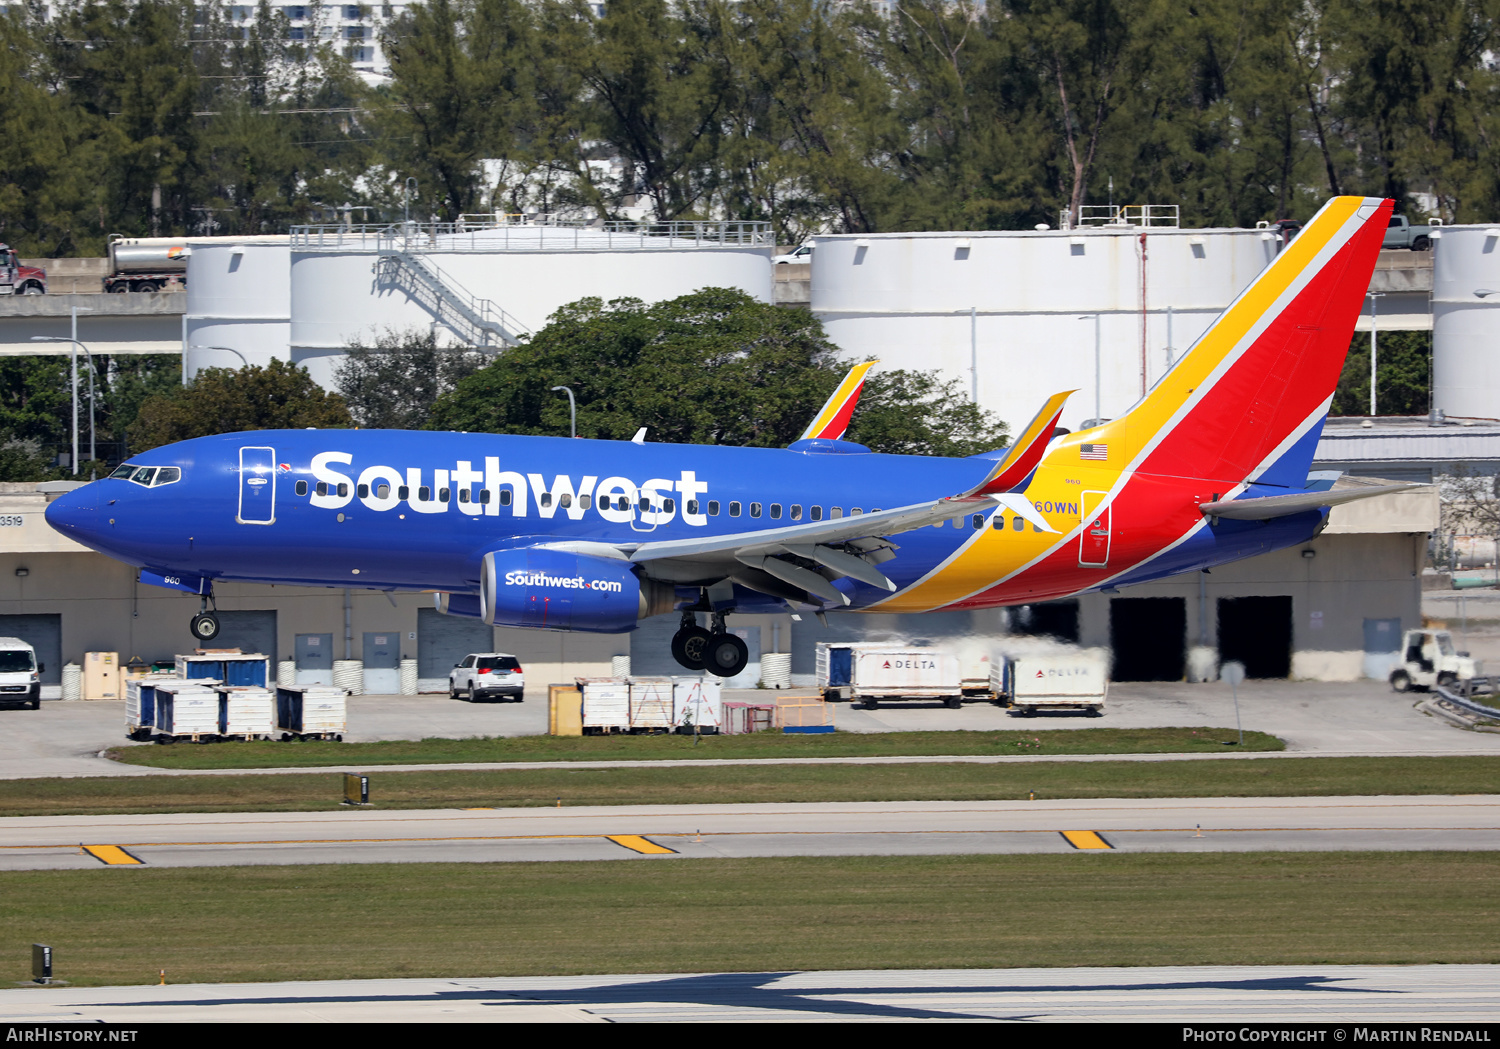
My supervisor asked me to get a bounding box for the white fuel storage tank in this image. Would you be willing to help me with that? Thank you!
[183,236,291,380]
[287,220,775,389]
[1432,225,1500,421]
[810,226,1278,434]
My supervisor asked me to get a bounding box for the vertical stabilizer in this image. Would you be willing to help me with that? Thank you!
[1054,196,1392,488]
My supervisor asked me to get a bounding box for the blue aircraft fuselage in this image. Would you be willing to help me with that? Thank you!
[45,428,1323,619]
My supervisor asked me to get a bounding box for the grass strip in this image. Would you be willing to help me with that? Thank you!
[3,853,1497,986]
[4,755,1498,817]
[107,726,1283,769]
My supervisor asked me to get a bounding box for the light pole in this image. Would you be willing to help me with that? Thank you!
[30,335,95,474]
[1079,314,1102,424]
[550,385,576,438]
[189,345,250,374]
[1367,292,1385,416]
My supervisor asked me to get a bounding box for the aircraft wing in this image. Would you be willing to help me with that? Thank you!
[1200,480,1425,520]
[542,390,1077,607]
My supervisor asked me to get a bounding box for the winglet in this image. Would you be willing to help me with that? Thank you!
[966,390,1074,497]
[800,361,879,441]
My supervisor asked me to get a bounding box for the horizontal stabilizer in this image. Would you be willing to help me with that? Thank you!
[1200,483,1423,521]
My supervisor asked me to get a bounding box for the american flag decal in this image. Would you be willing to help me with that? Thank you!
[1080,444,1108,461]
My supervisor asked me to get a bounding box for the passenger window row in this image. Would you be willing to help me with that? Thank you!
[290,480,874,525]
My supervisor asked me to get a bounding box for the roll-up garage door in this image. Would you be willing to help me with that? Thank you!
[417,607,493,688]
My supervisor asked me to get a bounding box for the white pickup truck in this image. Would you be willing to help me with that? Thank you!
[449,653,525,702]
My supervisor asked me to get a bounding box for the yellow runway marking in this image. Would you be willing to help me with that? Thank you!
[606,835,677,855]
[82,844,144,865]
[1060,831,1112,850]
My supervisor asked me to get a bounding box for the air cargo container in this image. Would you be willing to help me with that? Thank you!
[177,651,271,687]
[125,675,176,739]
[815,642,991,708]
[152,682,219,739]
[627,677,674,731]
[672,677,722,734]
[577,678,630,733]
[275,685,346,740]
[994,650,1109,715]
[216,686,275,739]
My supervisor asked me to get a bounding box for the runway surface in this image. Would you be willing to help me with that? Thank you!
[4,966,1499,1022]
[4,796,1498,870]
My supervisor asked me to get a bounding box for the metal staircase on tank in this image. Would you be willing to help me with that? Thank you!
[374,241,528,350]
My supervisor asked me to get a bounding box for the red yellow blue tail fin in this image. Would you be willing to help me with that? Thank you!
[1051,196,1391,488]
[968,390,1074,497]
[800,361,878,441]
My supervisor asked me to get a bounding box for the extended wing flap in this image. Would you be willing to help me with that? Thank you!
[1200,482,1422,521]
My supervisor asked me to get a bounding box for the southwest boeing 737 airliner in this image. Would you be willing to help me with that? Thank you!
[46,196,1408,678]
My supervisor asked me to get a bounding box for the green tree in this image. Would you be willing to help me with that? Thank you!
[0,357,71,452]
[1332,331,1431,416]
[335,329,488,429]
[129,359,352,451]
[427,287,1009,456]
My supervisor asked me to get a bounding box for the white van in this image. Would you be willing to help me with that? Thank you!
[0,637,41,709]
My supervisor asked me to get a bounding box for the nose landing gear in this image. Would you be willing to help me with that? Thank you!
[189,593,220,642]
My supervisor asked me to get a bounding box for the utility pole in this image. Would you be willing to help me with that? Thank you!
[1368,292,1386,416]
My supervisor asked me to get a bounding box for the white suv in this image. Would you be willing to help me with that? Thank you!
[0,637,41,709]
[449,653,525,702]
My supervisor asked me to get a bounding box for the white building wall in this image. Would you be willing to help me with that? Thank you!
[1432,225,1500,421]
[811,227,1282,433]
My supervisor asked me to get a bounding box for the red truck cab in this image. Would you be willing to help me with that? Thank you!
[0,245,46,295]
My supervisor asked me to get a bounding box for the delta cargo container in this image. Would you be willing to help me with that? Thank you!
[816,642,988,708]
[994,651,1109,715]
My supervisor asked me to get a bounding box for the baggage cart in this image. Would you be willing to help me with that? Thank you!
[177,651,271,687]
[672,677,722,734]
[995,650,1109,715]
[216,686,275,739]
[577,678,630,733]
[816,642,972,708]
[125,675,176,740]
[276,685,347,740]
[151,682,219,742]
[628,677,674,731]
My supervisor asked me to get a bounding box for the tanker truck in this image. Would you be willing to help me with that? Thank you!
[104,236,188,293]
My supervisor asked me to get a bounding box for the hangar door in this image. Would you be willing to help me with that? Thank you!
[1217,596,1292,679]
[418,607,493,683]
[1109,597,1185,681]
[0,614,61,684]
[210,611,277,667]
[1008,600,1080,644]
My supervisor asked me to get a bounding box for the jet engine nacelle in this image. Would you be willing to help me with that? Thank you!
[476,548,674,632]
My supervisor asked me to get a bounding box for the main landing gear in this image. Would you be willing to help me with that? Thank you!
[189,592,220,643]
[670,611,748,678]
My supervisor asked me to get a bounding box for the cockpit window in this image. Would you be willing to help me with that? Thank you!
[108,465,182,487]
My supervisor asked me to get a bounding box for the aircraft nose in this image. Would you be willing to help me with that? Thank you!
[44,486,100,544]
